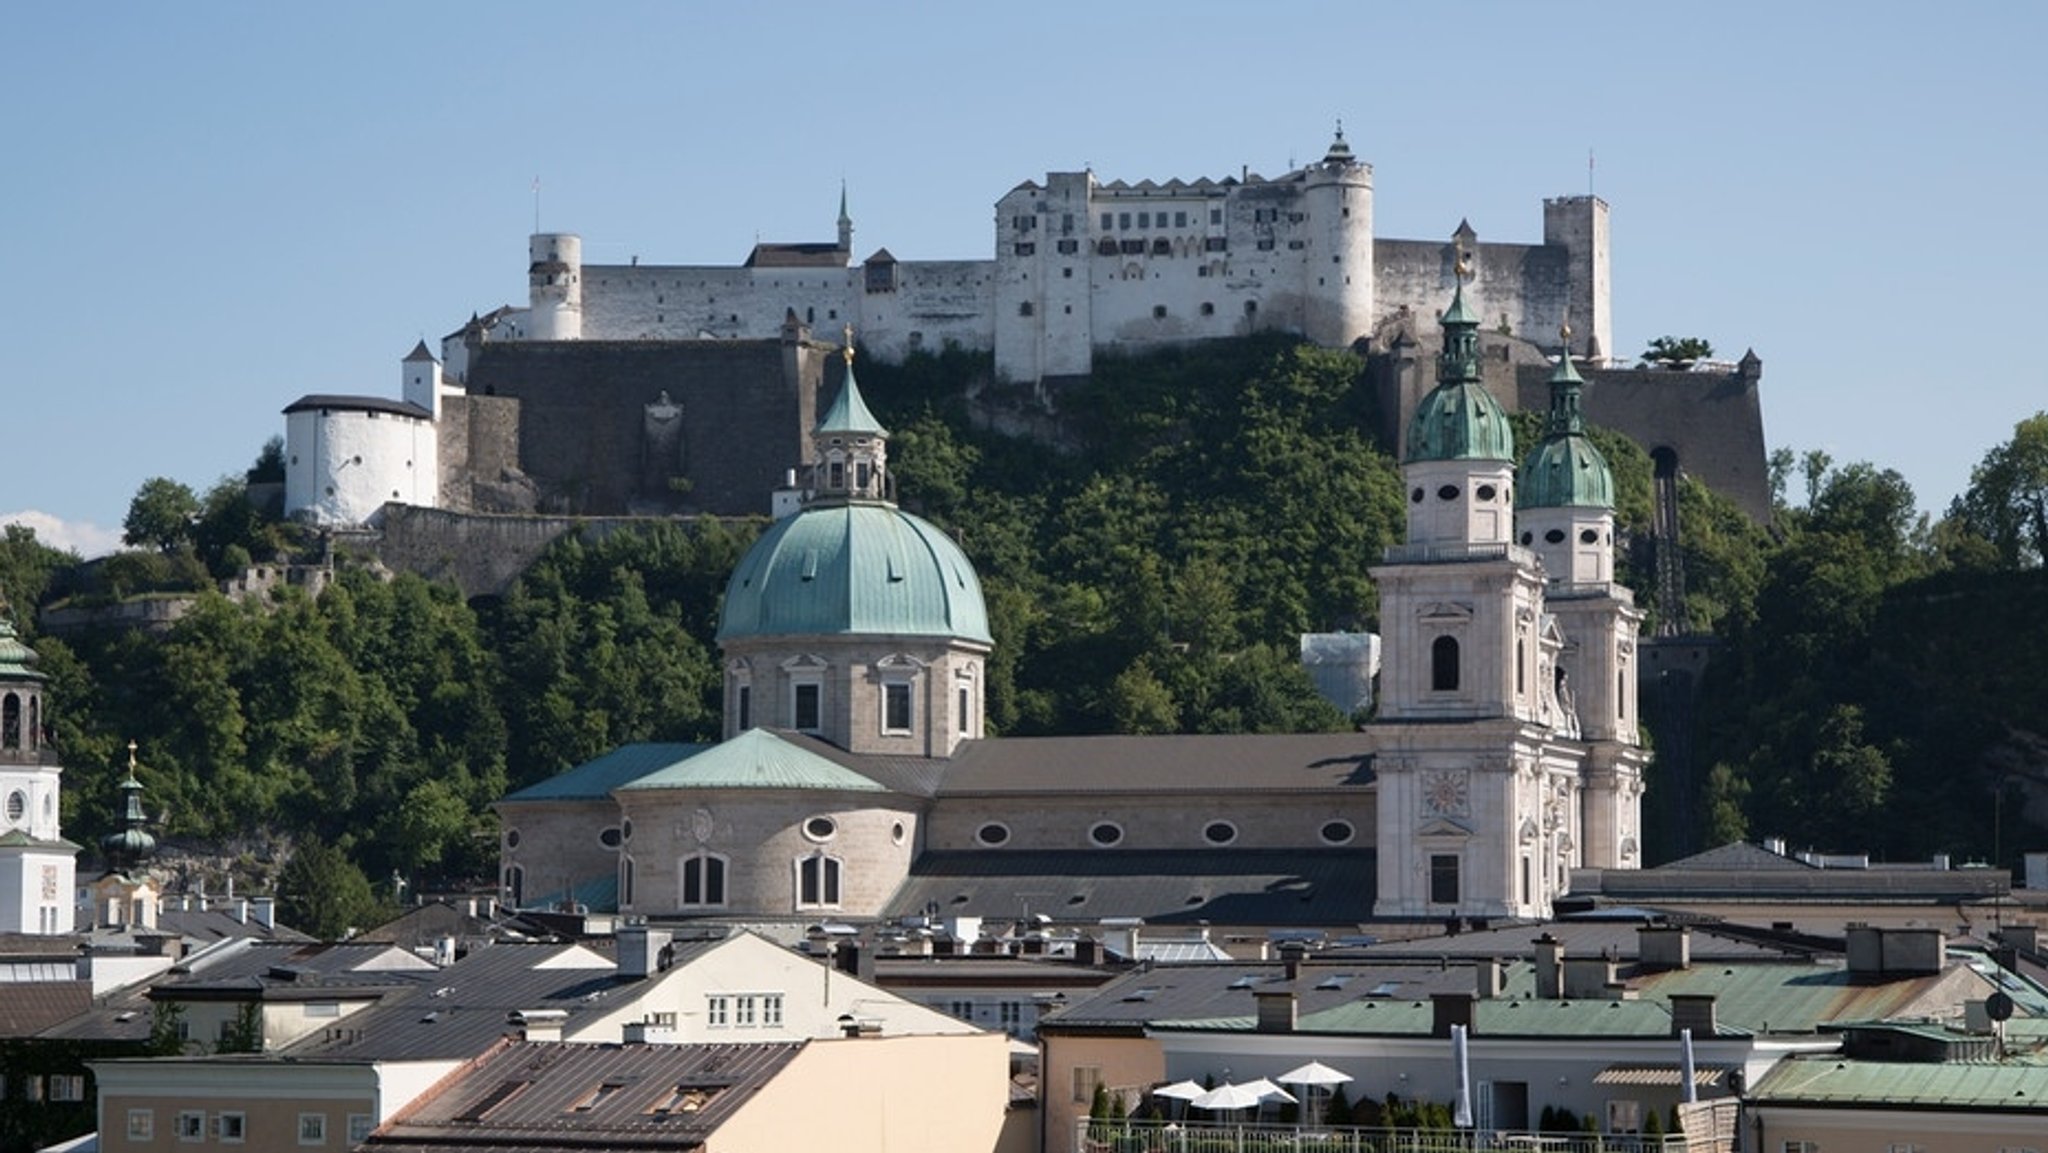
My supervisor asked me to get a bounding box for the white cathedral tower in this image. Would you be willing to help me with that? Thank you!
[0,606,76,934]
[1370,269,1642,920]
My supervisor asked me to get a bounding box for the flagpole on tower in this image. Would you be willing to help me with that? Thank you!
[533,176,542,234]
[1588,149,1595,197]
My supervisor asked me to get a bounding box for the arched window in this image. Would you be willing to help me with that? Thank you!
[682,853,728,907]
[796,854,842,908]
[619,857,636,908]
[27,697,37,750]
[1431,637,1460,692]
[1,693,17,748]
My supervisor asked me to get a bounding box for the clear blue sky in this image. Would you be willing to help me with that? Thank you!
[5,1,2043,557]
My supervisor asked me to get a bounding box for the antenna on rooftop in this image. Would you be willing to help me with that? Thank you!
[1587,149,1595,197]
[532,175,542,233]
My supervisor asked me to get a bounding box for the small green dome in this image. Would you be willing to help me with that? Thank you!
[1519,434,1615,509]
[717,504,991,645]
[1406,382,1516,463]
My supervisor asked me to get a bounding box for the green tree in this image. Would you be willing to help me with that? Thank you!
[1950,411,2048,568]
[279,837,382,940]
[215,1001,263,1054]
[1641,335,1714,367]
[123,477,201,553]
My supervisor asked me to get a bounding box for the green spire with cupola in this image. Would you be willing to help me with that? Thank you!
[1518,327,1615,510]
[100,740,157,872]
[809,327,891,505]
[1404,258,1515,464]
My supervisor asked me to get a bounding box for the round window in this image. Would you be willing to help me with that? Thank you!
[1476,484,1497,502]
[804,816,838,842]
[1319,820,1355,846]
[1580,528,1599,544]
[599,827,623,849]
[1410,487,1425,504]
[621,818,634,842]
[1090,822,1124,847]
[892,821,907,846]
[976,822,1010,846]
[1545,529,1567,544]
[1203,821,1237,845]
[1437,485,1460,501]
[1520,531,1533,546]
[504,828,521,849]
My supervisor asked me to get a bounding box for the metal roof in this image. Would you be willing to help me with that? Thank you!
[501,743,714,803]
[365,1039,804,1149]
[887,849,1376,927]
[614,729,886,794]
[282,394,434,420]
[716,503,991,645]
[935,733,1373,795]
[1043,961,1478,1033]
[1751,1054,2048,1111]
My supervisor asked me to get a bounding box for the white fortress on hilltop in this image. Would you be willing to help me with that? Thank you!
[469,128,1610,385]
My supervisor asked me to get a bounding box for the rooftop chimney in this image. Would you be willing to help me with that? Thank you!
[1564,956,1619,1000]
[251,897,276,931]
[1431,992,1476,1038]
[1532,934,1564,999]
[1669,994,1717,1038]
[1638,925,1691,971]
[511,1009,567,1043]
[1279,940,1307,982]
[1477,957,1505,1000]
[616,925,673,980]
[623,1020,678,1045]
[1254,988,1297,1033]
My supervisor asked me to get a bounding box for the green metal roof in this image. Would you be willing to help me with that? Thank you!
[1633,962,1986,1036]
[1405,279,1514,464]
[716,504,991,644]
[501,742,713,803]
[0,617,42,681]
[816,360,887,436]
[1752,1055,2048,1110]
[614,728,887,793]
[1519,349,1614,509]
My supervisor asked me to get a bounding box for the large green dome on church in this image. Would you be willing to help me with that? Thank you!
[716,504,992,645]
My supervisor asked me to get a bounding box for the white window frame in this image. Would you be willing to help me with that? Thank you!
[48,1074,84,1102]
[762,993,784,1027]
[795,853,843,909]
[178,1110,207,1142]
[735,995,756,1027]
[706,994,729,1028]
[881,680,914,734]
[347,1114,374,1144]
[217,1111,247,1144]
[298,1112,327,1145]
[128,1109,154,1141]
[680,852,728,908]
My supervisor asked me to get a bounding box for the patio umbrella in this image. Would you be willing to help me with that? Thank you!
[1679,1026,1699,1104]
[1192,1082,1265,1113]
[1451,1023,1473,1129]
[1153,1079,1206,1120]
[1279,1061,1352,1125]
[1242,1078,1297,1105]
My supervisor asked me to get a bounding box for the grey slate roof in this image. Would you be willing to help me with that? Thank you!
[934,733,1374,795]
[1352,920,1811,964]
[366,1039,804,1151]
[886,849,1376,926]
[1042,960,1479,1032]
[282,395,434,420]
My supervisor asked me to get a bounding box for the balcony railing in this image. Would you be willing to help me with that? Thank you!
[1381,542,1537,567]
[1074,1119,1690,1153]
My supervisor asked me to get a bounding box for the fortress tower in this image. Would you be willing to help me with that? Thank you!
[1542,196,1611,359]
[0,607,76,935]
[1300,125,1374,349]
[529,232,584,341]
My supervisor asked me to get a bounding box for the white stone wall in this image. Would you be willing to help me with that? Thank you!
[922,791,1374,855]
[614,789,922,918]
[284,406,438,527]
[0,849,74,933]
[724,638,987,757]
[1519,508,1615,585]
[529,233,582,340]
[494,797,622,910]
[1374,558,1546,723]
[1403,460,1520,548]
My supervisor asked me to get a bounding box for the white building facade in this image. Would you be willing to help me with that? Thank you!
[0,615,76,934]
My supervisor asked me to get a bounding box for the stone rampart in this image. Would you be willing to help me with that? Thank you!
[363,505,758,599]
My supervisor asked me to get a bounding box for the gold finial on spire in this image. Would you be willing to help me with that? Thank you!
[1455,255,1474,283]
[842,323,856,366]
[1560,323,1572,344]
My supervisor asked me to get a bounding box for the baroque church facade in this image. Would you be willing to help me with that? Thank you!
[498,284,1644,930]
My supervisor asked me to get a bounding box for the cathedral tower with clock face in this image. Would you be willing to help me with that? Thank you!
[1370,269,1636,920]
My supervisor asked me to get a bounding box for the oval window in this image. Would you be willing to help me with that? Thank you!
[504,828,521,849]
[804,816,838,842]
[1320,820,1355,846]
[621,818,634,842]
[4,790,24,823]
[1090,822,1125,847]
[976,822,1011,846]
[892,821,907,846]
[1520,532,1534,546]
[1410,487,1425,504]
[1476,484,1497,502]
[1545,529,1567,544]
[1437,485,1460,501]
[1580,528,1599,544]
[1204,821,1238,845]
[599,827,623,849]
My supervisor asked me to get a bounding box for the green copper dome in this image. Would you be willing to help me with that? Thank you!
[716,504,991,645]
[0,617,42,682]
[1518,345,1615,509]
[1405,278,1515,464]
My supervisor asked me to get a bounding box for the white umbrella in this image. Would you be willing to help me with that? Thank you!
[1679,1026,1699,1104]
[1451,1023,1473,1129]
[1242,1078,1297,1105]
[1154,1080,1207,1102]
[1192,1082,1265,1112]
[1279,1061,1352,1125]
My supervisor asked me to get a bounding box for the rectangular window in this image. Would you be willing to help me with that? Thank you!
[950,999,975,1021]
[178,1111,207,1142]
[959,686,971,735]
[1430,854,1461,905]
[884,682,913,732]
[1099,213,1112,231]
[682,854,726,906]
[299,1113,328,1145]
[1013,242,1035,256]
[1137,212,1150,228]
[217,1112,247,1144]
[49,1074,84,1102]
[737,685,750,731]
[1605,1099,1641,1133]
[735,995,756,1027]
[1210,208,1222,225]
[1521,856,1532,906]
[1174,211,1187,227]
[1118,212,1131,229]
[762,994,783,1027]
[1205,236,1226,253]
[347,1115,374,1144]
[305,1001,340,1018]
[1056,238,1078,255]
[793,683,821,731]
[706,995,729,1027]
[1073,1065,1102,1104]
[128,1110,154,1141]
[999,1001,1023,1032]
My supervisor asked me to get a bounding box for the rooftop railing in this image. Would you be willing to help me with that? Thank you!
[1075,1119,1689,1153]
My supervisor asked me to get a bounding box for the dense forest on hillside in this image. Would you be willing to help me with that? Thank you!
[4,339,2045,931]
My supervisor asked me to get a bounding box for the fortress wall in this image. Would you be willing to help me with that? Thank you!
[580,264,855,342]
[855,260,997,362]
[1515,363,1772,522]
[465,338,821,517]
[367,505,754,599]
[1375,239,1570,343]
